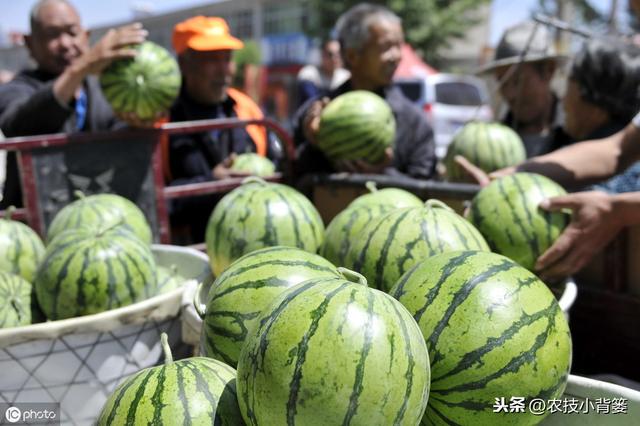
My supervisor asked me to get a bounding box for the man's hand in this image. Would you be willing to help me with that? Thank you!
[453,155,515,186]
[334,148,393,174]
[302,97,330,145]
[212,154,252,180]
[77,22,148,75]
[535,191,625,282]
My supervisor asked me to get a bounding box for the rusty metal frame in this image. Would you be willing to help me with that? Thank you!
[0,118,295,244]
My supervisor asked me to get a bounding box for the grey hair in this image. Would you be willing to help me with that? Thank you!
[570,38,640,123]
[30,0,77,33]
[335,3,401,53]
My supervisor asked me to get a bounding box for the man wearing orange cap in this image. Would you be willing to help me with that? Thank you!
[168,15,269,241]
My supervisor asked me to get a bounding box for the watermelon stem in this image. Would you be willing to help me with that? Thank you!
[5,206,15,220]
[337,267,368,287]
[241,176,267,186]
[425,199,454,212]
[365,181,378,193]
[193,282,206,319]
[160,333,173,364]
[73,190,86,200]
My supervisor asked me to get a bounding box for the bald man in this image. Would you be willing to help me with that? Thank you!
[0,0,146,208]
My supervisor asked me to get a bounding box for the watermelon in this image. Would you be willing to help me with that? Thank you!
[98,333,243,425]
[349,181,423,209]
[231,153,276,177]
[100,41,180,121]
[347,199,490,292]
[35,226,156,320]
[47,191,152,245]
[0,271,32,328]
[200,246,339,366]
[205,177,325,276]
[390,251,572,425]
[317,90,396,163]
[468,173,569,271]
[237,268,430,426]
[444,122,526,182]
[321,203,394,267]
[321,182,423,267]
[0,208,45,282]
[156,264,184,295]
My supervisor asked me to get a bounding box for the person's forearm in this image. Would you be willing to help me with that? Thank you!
[515,124,640,189]
[52,60,88,104]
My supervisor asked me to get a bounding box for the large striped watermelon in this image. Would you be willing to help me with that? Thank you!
[100,41,180,122]
[0,208,45,282]
[321,203,395,267]
[444,122,526,182]
[35,226,156,320]
[98,333,243,425]
[205,178,325,276]
[0,271,32,328]
[317,90,396,163]
[349,181,423,209]
[468,173,569,271]
[237,268,430,426]
[321,182,423,267]
[390,251,572,425]
[347,199,490,292]
[47,192,152,244]
[231,152,276,177]
[200,246,340,366]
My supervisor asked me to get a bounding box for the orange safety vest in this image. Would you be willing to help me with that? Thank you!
[160,88,267,182]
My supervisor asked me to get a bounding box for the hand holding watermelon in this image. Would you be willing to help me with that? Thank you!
[536,190,631,281]
[334,147,394,174]
[301,97,330,145]
[212,154,252,180]
[78,23,148,75]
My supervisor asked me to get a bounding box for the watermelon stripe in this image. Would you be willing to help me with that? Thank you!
[387,295,421,426]
[104,368,146,424]
[409,252,476,323]
[150,361,167,424]
[217,258,336,287]
[273,188,300,247]
[74,247,91,312]
[425,402,459,425]
[281,187,321,250]
[431,301,561,394]
[373,210,411,290]
[126,366,156,424]
[431,297,559,383]
[183,362,219,422]
[496,178,538,256]
[342,289,376,425]
[427,259,516,364]
[286,283,347,425]
[176,363,191,422]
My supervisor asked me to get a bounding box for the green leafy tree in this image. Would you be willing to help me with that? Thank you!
[307,0,491,66]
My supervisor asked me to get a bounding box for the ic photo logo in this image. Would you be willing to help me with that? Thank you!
[4,406,21,423]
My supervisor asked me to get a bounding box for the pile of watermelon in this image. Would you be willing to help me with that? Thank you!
[0,192,187,326]
[1,169,576,424]
[94,175,572,424]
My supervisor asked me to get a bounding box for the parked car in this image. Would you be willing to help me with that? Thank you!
[395,73,494,159]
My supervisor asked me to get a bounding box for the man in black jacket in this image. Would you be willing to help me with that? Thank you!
[293,3,437,180]
[0,0,146,208]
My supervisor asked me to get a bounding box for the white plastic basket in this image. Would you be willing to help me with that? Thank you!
[0,244,210,426]
[543,374,640,424]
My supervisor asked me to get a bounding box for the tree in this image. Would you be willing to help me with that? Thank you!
[306,0,491,66]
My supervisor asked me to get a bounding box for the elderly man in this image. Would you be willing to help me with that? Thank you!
[167,15,270,242]
[0,0,146,209]
[296,38,350,107]
[293,2,437,180]
[479,20,573,157]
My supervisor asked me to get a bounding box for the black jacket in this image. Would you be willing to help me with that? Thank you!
[0,69,118,208]
[293,80,437,179]
[168,87,256,185]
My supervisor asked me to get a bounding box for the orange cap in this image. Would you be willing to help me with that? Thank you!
[172,16,244,54]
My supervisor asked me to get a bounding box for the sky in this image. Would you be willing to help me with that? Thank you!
[0,0,624,47]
